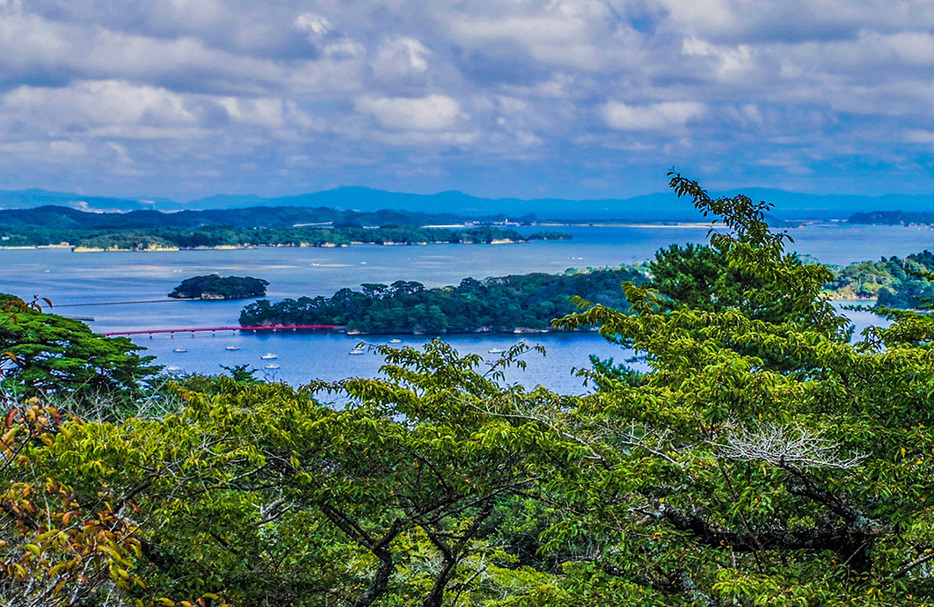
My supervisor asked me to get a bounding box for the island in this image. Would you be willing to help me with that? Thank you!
[849,210,934,226]
[239,266,650,334]
[170,275,269,300]
[0,205,570,250]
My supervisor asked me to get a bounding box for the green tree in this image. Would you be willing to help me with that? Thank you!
[546,173,934,605]
[0,295,158,407]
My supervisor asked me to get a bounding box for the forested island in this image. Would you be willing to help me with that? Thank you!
[9,176,934,606]
[239,266,649,333]
[2,225,568,250]
[64,226,571,252]
[239,245,934,335]
[824,250,934,307]
[849,210,934,225]
[0,204,568,250]
[169,275,269,300]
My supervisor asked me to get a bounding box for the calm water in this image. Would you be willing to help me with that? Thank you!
[0,223,915,393]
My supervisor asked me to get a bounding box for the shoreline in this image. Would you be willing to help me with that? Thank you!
[0,238,570,252]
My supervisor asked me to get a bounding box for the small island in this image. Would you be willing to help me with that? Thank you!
[170,274,269,300]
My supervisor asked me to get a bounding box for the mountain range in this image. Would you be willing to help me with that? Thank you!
[0,186,931,222]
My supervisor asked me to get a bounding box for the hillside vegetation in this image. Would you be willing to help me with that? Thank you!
[5,175,934,606]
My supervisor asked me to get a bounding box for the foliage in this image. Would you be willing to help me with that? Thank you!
[168,275,268,300]
[825,251,934,307]
[547,172,934,604]
[6,173,934,605]
[239,267,649,334]
[4,346,577,606]
[646,177,841,335]
[0,295,158,407]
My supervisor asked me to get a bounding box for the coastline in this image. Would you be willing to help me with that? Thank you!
[0,238,548,252]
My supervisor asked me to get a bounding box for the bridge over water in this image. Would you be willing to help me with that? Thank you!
[102,325,344,337]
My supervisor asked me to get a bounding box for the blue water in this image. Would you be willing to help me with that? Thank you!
[0,223,911,394]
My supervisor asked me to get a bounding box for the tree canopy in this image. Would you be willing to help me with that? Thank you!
[0,295,158,406]
[168,275,269,300]
[4,174,934,606]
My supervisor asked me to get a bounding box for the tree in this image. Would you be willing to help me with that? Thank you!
[543,172,934,605]
[0,294,158,407]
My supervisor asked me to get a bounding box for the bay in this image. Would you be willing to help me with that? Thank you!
[0,223,916,394]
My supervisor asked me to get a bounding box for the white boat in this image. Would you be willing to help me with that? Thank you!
[348,348,366,355]
[225,345,240,351]
[389,339,402,344]
[264,363,280,369]
[173,347,188,353]
[488,348,506,354]
[261,353,278,360]
[166,365,182,373]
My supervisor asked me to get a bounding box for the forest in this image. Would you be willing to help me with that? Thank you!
[5,175,934,606]
[168,275,269,300]
[239,267,649,333]
[826,250,934,307]
[0,204,535,230]
[238,245,934,336]
[849,210,934,225]
[0,225,568,250]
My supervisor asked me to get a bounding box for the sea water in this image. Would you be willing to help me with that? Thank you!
[0,223,918,394]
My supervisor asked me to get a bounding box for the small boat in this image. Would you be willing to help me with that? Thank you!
[261,353,278,360]
[264,363,280,369]
[389,339,402,344]
[488,348,506,354]
[225,345,240,351]
[348,348,366,355]
[173,347,188,353]
[166,365,182,373]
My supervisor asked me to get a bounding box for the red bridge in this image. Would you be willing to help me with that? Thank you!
[102,325,343,337]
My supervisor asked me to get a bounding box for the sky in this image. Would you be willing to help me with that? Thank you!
[2,0,934,201]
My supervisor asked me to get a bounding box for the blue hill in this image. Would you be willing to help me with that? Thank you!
[0,186,931,222]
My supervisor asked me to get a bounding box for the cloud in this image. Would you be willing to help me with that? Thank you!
[355,94,462,132]
[372,36,430,83]
[294,13,331,37]
[0,0,932,198]
[601,101,706,131]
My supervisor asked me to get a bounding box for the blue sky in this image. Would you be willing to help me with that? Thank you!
[2,0,934,201]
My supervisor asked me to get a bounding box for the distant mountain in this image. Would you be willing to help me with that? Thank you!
[0,188,180,212]
[0,186,931,221]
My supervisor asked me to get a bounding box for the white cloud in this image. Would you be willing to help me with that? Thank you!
[4,80,198,127]
[355,95,462,131]
[601,101,706,131]
[372,36,430,81]
[682,37,755,79]
[219,97,284,128]
[294,13,330,37]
